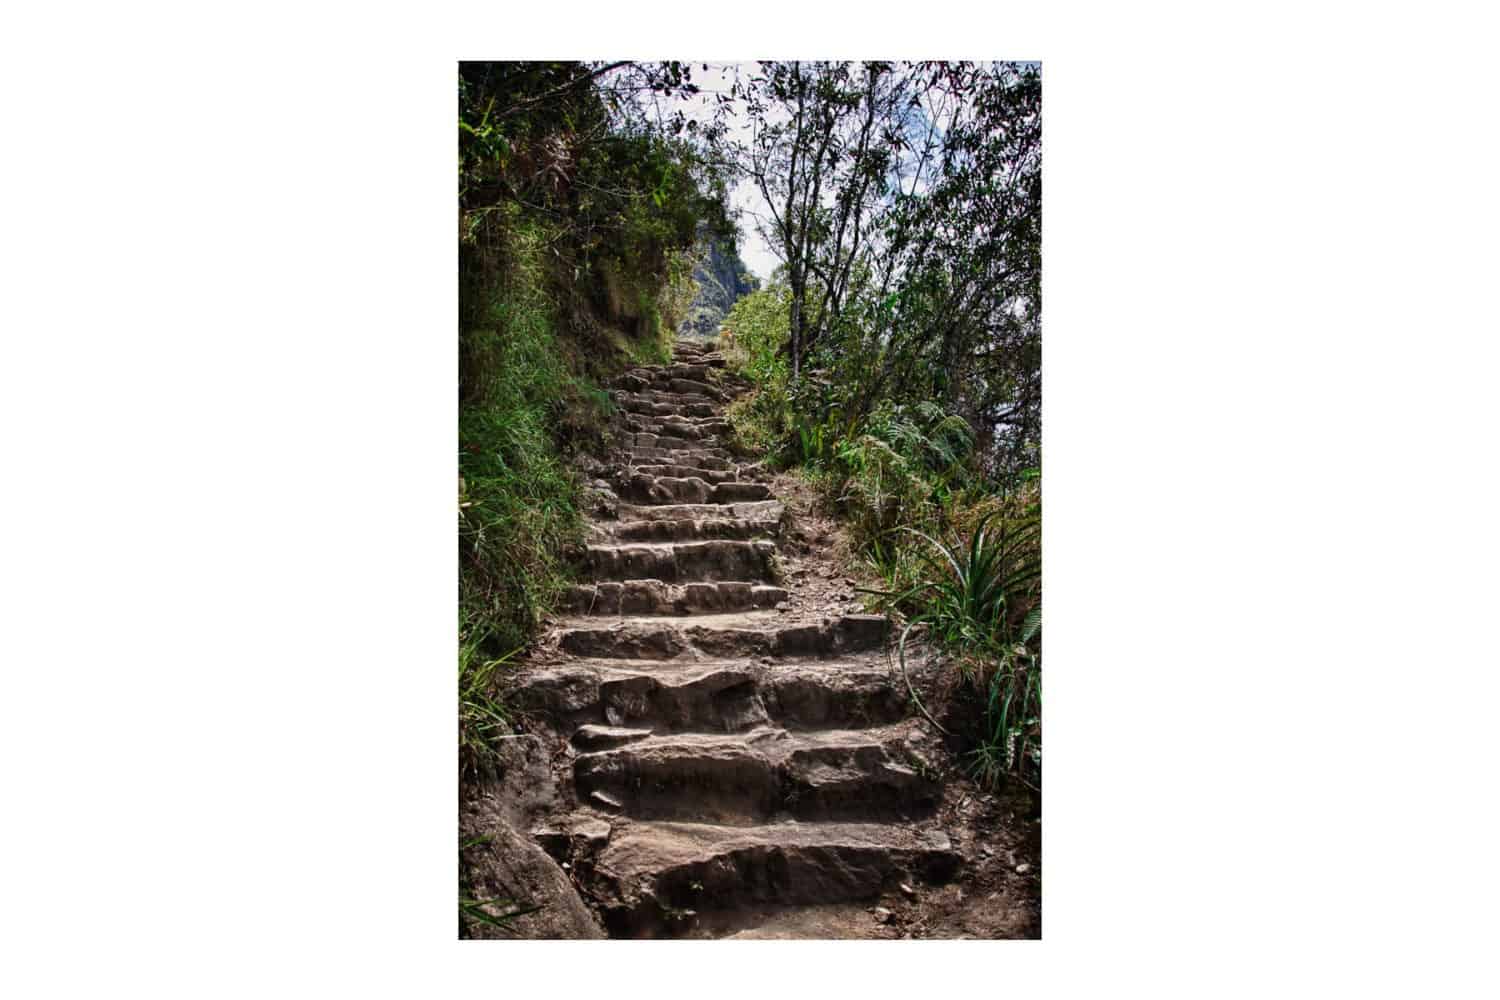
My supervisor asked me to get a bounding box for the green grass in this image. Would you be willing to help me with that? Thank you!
[458,212,689,783]
[458,634,518,785]
[459,220,600,786]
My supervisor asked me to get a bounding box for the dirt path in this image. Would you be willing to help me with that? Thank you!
[498,340,1039,939]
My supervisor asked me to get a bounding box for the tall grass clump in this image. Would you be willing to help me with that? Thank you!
[460,218,600,661]
[875,494,1042,791]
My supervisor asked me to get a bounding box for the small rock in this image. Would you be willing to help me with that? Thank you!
[872,907,894,924]
[845,577,856,585]
[898,883,917,899]
[924,831,953,852]
[1016,863,1032,875]
[573,818,612,848]
[775,601,790,612]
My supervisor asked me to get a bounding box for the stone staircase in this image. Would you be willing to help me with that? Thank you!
[509,339,962,938]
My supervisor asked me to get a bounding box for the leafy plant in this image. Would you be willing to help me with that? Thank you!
[458,634,519,784]
[869,506,1041,789]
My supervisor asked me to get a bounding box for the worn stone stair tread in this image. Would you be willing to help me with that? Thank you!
[615,500,783,522]
[616,397,720,418]
[614,474,771,506]
[617,466,755,487]
[589,517,780,543]
[583,539,777,583]
[609,518,780,542]
[572,722,940,824]
[596,818,956,878]
[618,452,737,472]
[552,612,889,660]
[616,389,718,406]
[579,720,916,756]
[513,656,912,731]
[564,579,788,615]
[588,819,960,935]
[625,449,736,467]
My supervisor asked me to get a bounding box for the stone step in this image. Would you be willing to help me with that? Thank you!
[612,388,719,409]
[584,540,777,584]
[622,416,731,440]
[619,452,736,474]
[553,612,890,661]
[622,432,701,451]
[573,723,940,825]
[586,819,961,937]
[626,446,735,466]
[652,376,725,401]
[616,395,719,419]
[514,657,910,732]
[562,579,788,616]
[623,463,739,485]
[622,415,732,439]
[615,500,784,523]
[590,512,781,543]
[615,474,771,506]
[653,363,717,382]
[669,343,724,361]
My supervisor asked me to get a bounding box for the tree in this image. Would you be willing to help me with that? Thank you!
[736,61,895,382]
[731,61,1042,480]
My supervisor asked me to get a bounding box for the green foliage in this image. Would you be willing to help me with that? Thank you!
[729,61,1041,483]
[889,509,1040,657]
[721,285,796,459]
[971,606,1041,791]
[458,63,725,790]
[877,499,1042,791]
[722,285,791,386]
[722,63,1042,790]
[458,636,517,785]
[459,219,595,659]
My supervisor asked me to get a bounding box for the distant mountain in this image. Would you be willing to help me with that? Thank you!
[678,226,759,340]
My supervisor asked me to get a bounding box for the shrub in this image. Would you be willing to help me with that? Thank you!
[872,484,1042,792]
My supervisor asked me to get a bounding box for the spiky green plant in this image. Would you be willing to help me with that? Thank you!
[869,508,1041,789]
[458,635,518,785]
